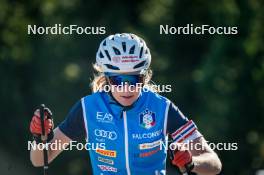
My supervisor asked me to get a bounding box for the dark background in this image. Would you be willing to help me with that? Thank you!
[0,0,263,174]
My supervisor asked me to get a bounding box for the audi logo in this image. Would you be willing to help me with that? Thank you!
[94,129,117,140]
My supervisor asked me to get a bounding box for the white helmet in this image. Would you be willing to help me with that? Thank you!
[96,33,151,74]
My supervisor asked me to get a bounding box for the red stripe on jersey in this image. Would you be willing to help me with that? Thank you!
[172,120,193,138]
[177,128,197,143]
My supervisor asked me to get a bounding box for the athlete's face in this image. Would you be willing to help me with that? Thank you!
[111,84,141,106]
[106,73,144,106]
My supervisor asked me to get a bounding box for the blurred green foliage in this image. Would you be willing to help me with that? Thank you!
[0,0,263,174]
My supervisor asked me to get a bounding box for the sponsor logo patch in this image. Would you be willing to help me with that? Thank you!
[96,112,113,124]
[139,109,156,129]
[132,129,163,140]
[94,129,117,140]
[136,147,161,158]
[139,139,162,150]
[98,165,117,172]
[98,157,114,165]
[112,56,121,63]
[112,56,140,63]
[96,149,117,158]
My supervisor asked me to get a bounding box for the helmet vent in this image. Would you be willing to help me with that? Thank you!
[103,40,106,46]
[129,45,135,54]
[104,50,111,61]
[99,52,104,58]
[139,47,143,58]
[104,64,120,70]
[113,47,121,55]
[122,42,126,52]
[133,60,146,69]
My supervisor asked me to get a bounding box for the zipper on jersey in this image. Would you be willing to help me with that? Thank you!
[123,111,131,175]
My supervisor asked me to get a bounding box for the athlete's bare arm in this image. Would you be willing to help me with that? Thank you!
[30,127,71,167]
[190,137,222,175]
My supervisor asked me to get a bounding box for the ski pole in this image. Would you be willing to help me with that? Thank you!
[40,104,48,175]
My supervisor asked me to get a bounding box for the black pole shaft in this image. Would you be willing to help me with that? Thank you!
[40,104,48,175]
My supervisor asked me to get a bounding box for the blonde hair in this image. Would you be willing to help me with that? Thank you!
[91,64,156,93]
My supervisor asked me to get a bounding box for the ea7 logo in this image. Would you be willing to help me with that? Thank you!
[96,112,113,123]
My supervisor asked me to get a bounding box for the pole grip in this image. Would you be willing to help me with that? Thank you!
[168,134,189,175]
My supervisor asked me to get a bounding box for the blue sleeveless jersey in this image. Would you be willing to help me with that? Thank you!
[81,90,170,175]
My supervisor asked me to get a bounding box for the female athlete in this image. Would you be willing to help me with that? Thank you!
[30,33,222,175]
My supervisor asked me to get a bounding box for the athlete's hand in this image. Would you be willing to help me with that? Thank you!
[30,107,54,141]
[172,144,192,168]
